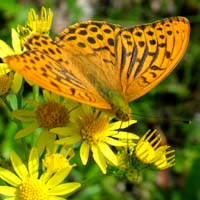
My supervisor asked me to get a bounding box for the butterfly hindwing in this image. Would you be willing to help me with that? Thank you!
[115,17,190,102]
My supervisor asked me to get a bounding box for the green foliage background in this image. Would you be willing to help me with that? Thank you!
[0,0,200,200]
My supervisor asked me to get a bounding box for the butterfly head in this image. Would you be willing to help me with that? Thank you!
[115,109,130,121]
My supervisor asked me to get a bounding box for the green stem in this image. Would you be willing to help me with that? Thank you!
[0,96,13,112]
[16,80,24,109]
[33,84,40,102]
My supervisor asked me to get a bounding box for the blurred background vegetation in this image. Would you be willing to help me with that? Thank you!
[0,0,200,200]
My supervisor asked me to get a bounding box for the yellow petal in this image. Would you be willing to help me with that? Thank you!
[80,141,90,165]
[0,63,11,75]
[39,170,52,184]
[98,142,118,166]
[110,131,139,139]
[37,128,56,155]
[15,122,39,139]
[47,168,72,188]
[108,120,137,130]
[104,137,128,146]
[91,145,107,174]
[11,28,21,53]
[10,151,28,180]
[11,72,23,94]
[135,141,156,163]
[12,110,36,122]
[51,126,78,136]
[56,134,81,145]
[48,197,65,200]
[0,167,21,186]
[28,147,39,179]
[49,182,81,196]
[2,198,15,200]
[0,40,14,57]
[0,186,17,196]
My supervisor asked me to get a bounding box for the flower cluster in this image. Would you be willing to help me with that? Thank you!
[0,147,80,200]
[0,7,176,199]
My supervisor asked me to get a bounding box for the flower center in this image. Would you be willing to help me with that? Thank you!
[36,102,69,128]
[80,114,108,144]
[19,178,48,200]
[0,74,12,95]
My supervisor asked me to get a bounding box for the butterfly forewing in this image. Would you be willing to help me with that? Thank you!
[56,21,123,92]
[56,21,121,65]
[4,34,111,109]
[115,16,190,102]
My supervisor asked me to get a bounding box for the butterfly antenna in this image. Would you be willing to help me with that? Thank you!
[131,112,191,125]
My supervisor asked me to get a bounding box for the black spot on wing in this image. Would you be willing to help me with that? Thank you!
[78,30,87,35]
[167,30,172,35]
[107,38,114,46]
[149,39,156,45]
[48,48,56,55]
[138,41,145,47]
[97,34,103,40]
[87,36,96,44]
[90,27,98,32]
[41,39,48,45]
[78,42,86,48]
[35,42,42,47]
[67,36,77,41]
[70,88,75,95]
[103,28,112,33]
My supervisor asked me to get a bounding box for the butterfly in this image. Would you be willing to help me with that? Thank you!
[3,17,190,121]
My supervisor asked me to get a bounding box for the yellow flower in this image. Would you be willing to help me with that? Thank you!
[154,145,175,170]
[27,7,53,34]
[0,147,81,200]
[53,105,139,174]
[43,144,76,173]
[0,28,23,93]
[17,7,53,43]
[12,90,78,155]
[134,130,175,170]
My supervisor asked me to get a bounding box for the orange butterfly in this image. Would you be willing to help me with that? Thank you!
[4,17,190,120]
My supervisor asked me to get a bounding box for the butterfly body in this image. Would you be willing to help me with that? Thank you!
[106,91,131,121]
[3,17,190,121]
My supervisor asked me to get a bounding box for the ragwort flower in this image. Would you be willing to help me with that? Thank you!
[134,130,175,170]
[27,7,53,34]
[0,147,81,200]
[43,144,76,174]
[12,90,78,154]
[17,7,53,44]
[53,105,139,174]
